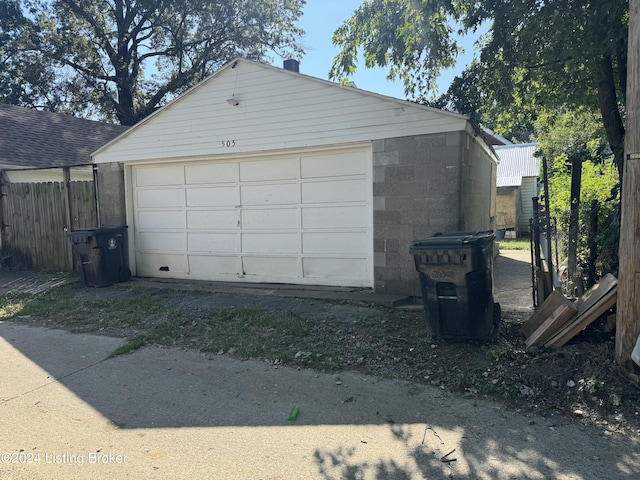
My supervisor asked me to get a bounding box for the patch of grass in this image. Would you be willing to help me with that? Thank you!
[0,284,345,372]
[498,238,531,251]
[0,291,30,319]
[12,284,87,325]
[135,307,340,371]
[85,292,170,327]
[2,284,179,335]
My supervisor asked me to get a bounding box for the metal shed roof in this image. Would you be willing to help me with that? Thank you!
[495,143,539,187]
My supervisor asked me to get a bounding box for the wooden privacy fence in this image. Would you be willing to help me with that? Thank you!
[0,180,97,271]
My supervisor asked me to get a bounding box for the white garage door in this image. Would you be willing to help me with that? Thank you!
[130,147,372,287]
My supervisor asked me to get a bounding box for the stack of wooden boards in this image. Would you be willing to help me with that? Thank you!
[522,273,618,349]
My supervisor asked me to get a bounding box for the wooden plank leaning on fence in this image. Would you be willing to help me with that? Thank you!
[522,274,618,349]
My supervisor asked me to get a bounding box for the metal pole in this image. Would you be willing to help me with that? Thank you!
[542,156,554,286]
[529,218,537,308]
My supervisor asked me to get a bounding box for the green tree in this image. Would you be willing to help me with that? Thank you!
[0,0,28,102]
[330,0,460,99]
[331,0,628,179]
[535,108,620,281]
[6,0,305,124]
[0,0,62,109]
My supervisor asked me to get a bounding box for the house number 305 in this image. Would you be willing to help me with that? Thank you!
[221,140,236,147]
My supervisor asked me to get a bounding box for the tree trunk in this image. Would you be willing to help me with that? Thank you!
[598,55,626,183]
[616,0,640,373]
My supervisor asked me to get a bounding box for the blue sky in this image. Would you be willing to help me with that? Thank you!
[286,0,482,100]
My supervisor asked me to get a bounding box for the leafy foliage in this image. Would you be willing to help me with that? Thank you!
[331,1,628,177]
[330,0,461,99]
[0,0,65,109]
[535,109,620,280]
[3,0,305,124]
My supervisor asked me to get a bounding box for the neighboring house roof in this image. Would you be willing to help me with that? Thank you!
[495,143,539,187]
[0,104,129,170]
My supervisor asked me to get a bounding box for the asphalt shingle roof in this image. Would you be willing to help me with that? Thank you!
[495,143,539,187]
[0,104,129,169]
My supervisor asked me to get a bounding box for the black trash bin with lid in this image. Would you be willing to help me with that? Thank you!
[410,231,498,339]
[69,226,131,287]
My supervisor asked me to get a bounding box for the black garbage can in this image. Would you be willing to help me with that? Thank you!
[410,231,498,339]
[69,226,131,287]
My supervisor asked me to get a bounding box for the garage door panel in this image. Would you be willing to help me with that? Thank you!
[302,179,367,204]
[188,255,239,276]
[137,232,186,251]
[301,151,368,178]
[241,184,298,206]
[242,257,299,277]
[186,186,239,207]
[242,208,298,229]
[302,206,368,229]
[188,233,237,253]
[187,210,238,230]
[303,258,369,282]
[137,189,184,208]
[185,162,238,184]
[137,210,185,229]
[132,148,372,287]
[135,165,184,186]
[242,233,299,254]
[303,232,368,254]
[137,253,188,276]
[240,158,298,182]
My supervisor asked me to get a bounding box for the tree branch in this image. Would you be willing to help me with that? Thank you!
[58,0,117,61]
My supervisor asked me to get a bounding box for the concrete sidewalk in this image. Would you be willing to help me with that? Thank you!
[1,321,638,479]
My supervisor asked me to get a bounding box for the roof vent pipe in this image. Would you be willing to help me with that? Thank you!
[283,59,300,73]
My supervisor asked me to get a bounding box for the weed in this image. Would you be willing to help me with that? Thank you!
[486,338,517,361]
[578,376,605,394]
[450,371,476,390]
[108,334,148,358]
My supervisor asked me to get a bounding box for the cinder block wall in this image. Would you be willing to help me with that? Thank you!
[95,162,126,226]
[461,134,497,232]
[373,132,466,296]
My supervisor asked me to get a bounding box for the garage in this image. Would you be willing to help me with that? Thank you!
[94,58,497,296]
[131,147,372,286]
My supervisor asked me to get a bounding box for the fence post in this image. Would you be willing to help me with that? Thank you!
[62,167,74,270]
[586,200,599,288]
[542,156,555,285]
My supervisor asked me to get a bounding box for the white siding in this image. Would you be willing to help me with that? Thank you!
[94,59,467,164]
[519,176,538,231]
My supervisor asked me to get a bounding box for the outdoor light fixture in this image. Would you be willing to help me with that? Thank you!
[226,97,239,106]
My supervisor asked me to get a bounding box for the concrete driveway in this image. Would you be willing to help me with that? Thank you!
[494,249,535,312]
[0,251,638,479]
